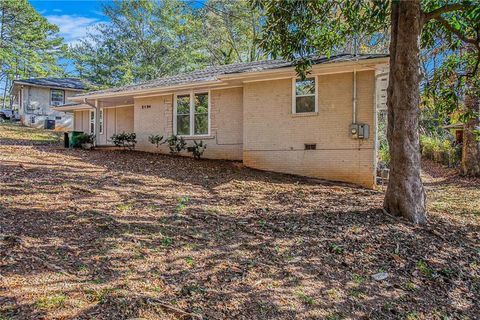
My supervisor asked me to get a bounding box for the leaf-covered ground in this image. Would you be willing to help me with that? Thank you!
[0,122,62,146]
[0,124,479,319]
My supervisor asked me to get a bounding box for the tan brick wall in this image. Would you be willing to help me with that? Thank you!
[72,70,376,187]
[208,87,243,160]
[243,71,376,188]
[133,87,243,160]
[133,94,173,152]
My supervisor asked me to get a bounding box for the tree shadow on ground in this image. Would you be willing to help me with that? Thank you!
[421,158,480,189]
[1,146,479,319]
[33,146,365,190]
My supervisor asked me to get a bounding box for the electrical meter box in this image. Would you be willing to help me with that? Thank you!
[350,123,369,139]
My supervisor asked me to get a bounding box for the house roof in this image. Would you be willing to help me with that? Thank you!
[443,123,465,129]
[13,77,89,91]
[74,53,388,98]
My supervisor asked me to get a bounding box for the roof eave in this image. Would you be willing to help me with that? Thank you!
[70,79,224,101]
[12,81,86,92]
[71,56,390,101]
[51,104,93,112]
[219,57,389,81]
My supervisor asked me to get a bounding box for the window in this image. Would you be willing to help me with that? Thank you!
[89,110,95,134]
[176,95,190,135]
[174,92,209,136]
[50,89,65,106]
[293,78,317,113]
[194,93,208,135]
[99,108,104,134]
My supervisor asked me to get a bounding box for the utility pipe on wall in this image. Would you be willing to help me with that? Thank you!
[352,68,357,124]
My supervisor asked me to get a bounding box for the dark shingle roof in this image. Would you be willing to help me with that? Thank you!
[14,77,88,90]
[77,53,388,97]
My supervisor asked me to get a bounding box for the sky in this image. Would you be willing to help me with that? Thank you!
[30,0,108,46]
[29,0,205,73]
[30,0,205,46]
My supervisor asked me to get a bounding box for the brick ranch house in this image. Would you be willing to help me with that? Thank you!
[54,54,389,188]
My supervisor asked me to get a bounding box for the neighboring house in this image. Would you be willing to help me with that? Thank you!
[10,78,88,131]
[54,53,389,188]
[443,123,465,144]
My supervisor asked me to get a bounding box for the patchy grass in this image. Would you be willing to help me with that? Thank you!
[1,124,479,319]
[0,122,62,145]
[422,159,480,219]
[296,292,315,305]
[35,294,66,310]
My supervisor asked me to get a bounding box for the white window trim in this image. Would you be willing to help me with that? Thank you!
[99,108,104,135]
[173,90,211,137]
[292,76,318,114]
[50,89,65,106]
[89,110,96,135]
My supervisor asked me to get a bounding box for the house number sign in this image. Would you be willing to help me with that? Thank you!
[141,105,151,109]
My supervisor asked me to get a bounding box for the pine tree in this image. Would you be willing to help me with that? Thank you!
[0,0,66,107]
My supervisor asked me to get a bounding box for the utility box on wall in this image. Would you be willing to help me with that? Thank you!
[350,123,370,139]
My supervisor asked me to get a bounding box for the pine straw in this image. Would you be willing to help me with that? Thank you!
[0,142,479,319]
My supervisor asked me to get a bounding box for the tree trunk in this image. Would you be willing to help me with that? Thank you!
[461,93,480,176]
[384,0,427,224]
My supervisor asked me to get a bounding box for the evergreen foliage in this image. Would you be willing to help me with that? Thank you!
[0,0,66,107]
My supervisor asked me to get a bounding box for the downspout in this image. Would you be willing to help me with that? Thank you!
[83,98,96,109]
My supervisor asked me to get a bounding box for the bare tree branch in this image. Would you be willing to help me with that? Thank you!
[424,3,470,21]
[435,16,479,47]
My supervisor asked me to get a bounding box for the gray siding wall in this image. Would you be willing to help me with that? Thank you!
[20,86,79,131]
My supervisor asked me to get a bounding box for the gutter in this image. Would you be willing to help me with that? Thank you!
[51,104,93,112]
[70,80,224,101]
[220,57,390,82]
[83,98,96,109]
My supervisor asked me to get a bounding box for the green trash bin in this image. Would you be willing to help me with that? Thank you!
[68,131,84,148]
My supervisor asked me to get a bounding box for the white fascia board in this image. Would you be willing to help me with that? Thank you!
[220,57,390,82]
[51,104,93,112]
[12,81,86,92]
[70,80,225,101]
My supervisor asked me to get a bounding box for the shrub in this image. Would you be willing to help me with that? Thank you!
[77,133,95,145]
[167,135,186,154]
[148,134,165,148]
[420,134,461,167]
[188,140,207,160]
[111,132,136,150]
[420,135,435,159]
[378,142,390,167]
